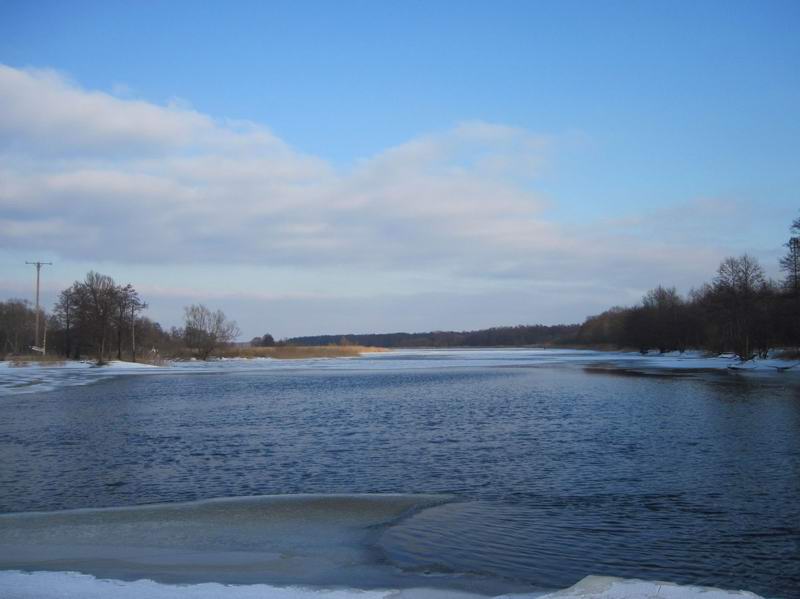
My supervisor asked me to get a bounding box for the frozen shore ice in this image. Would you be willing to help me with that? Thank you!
[1,349,798,397]
[0,495,771,599]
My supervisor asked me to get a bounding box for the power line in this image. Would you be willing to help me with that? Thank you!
[25,261,53,351]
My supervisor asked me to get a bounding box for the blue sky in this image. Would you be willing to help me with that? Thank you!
[1,1,798,337]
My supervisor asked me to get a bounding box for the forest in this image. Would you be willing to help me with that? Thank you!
[572,216,799,358]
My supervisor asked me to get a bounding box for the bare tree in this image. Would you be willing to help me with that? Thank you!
[780,214,800,296]
[112,284,146,361]
[183,304,240,360]
[781,237,800,294]
[640,286,685,353]
[0,299,36,356]
[778,215,800,348]
[712,254,768,360]
[75,271,118,364]
[53,286,80,358]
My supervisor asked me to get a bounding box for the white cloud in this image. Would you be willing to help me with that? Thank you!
[1,66,206,154]
[0,63,753,317]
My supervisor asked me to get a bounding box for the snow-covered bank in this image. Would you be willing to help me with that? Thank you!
[0,571,766,599]
[0,359,163,396]
[583,350,800,375]
[1,349,799,396]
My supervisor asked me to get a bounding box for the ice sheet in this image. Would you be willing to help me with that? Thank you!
[0,494,453,588]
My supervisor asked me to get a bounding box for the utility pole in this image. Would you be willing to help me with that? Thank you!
[25,261,52,351]
[790,237,800,296]
[130,303,136,363]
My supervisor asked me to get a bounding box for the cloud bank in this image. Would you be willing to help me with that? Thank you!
[0,64,749,330]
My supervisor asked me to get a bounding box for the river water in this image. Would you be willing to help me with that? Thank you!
[0,349,798,598]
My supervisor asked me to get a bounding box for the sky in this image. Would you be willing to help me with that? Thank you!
[1,0,798,339]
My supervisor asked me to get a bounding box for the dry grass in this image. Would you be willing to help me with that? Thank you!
[131,354,171,366]
[217,345,387,360]
[7,354,66,367]
[0,346,387,364]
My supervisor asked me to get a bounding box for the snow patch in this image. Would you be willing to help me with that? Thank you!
[527,575,765,599]
[0,571,393,599]
[0,571,766,599]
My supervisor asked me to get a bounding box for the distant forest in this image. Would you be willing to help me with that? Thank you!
[286,324,580,349]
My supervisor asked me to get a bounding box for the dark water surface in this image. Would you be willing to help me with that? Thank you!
[1,353,799,597]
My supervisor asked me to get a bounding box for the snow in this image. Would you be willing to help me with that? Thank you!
[0,571,766,599]
[531,575,765,599]
[605,351,799,372]
[0,571,391,599]
[0,359,164,395]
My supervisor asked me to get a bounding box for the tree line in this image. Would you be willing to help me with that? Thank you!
[574,216,800,359]
[0,271,239,363]
[286,324,581,348]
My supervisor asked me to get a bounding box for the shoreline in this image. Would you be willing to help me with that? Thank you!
[4,345,798,367]
[2,348,799,398]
